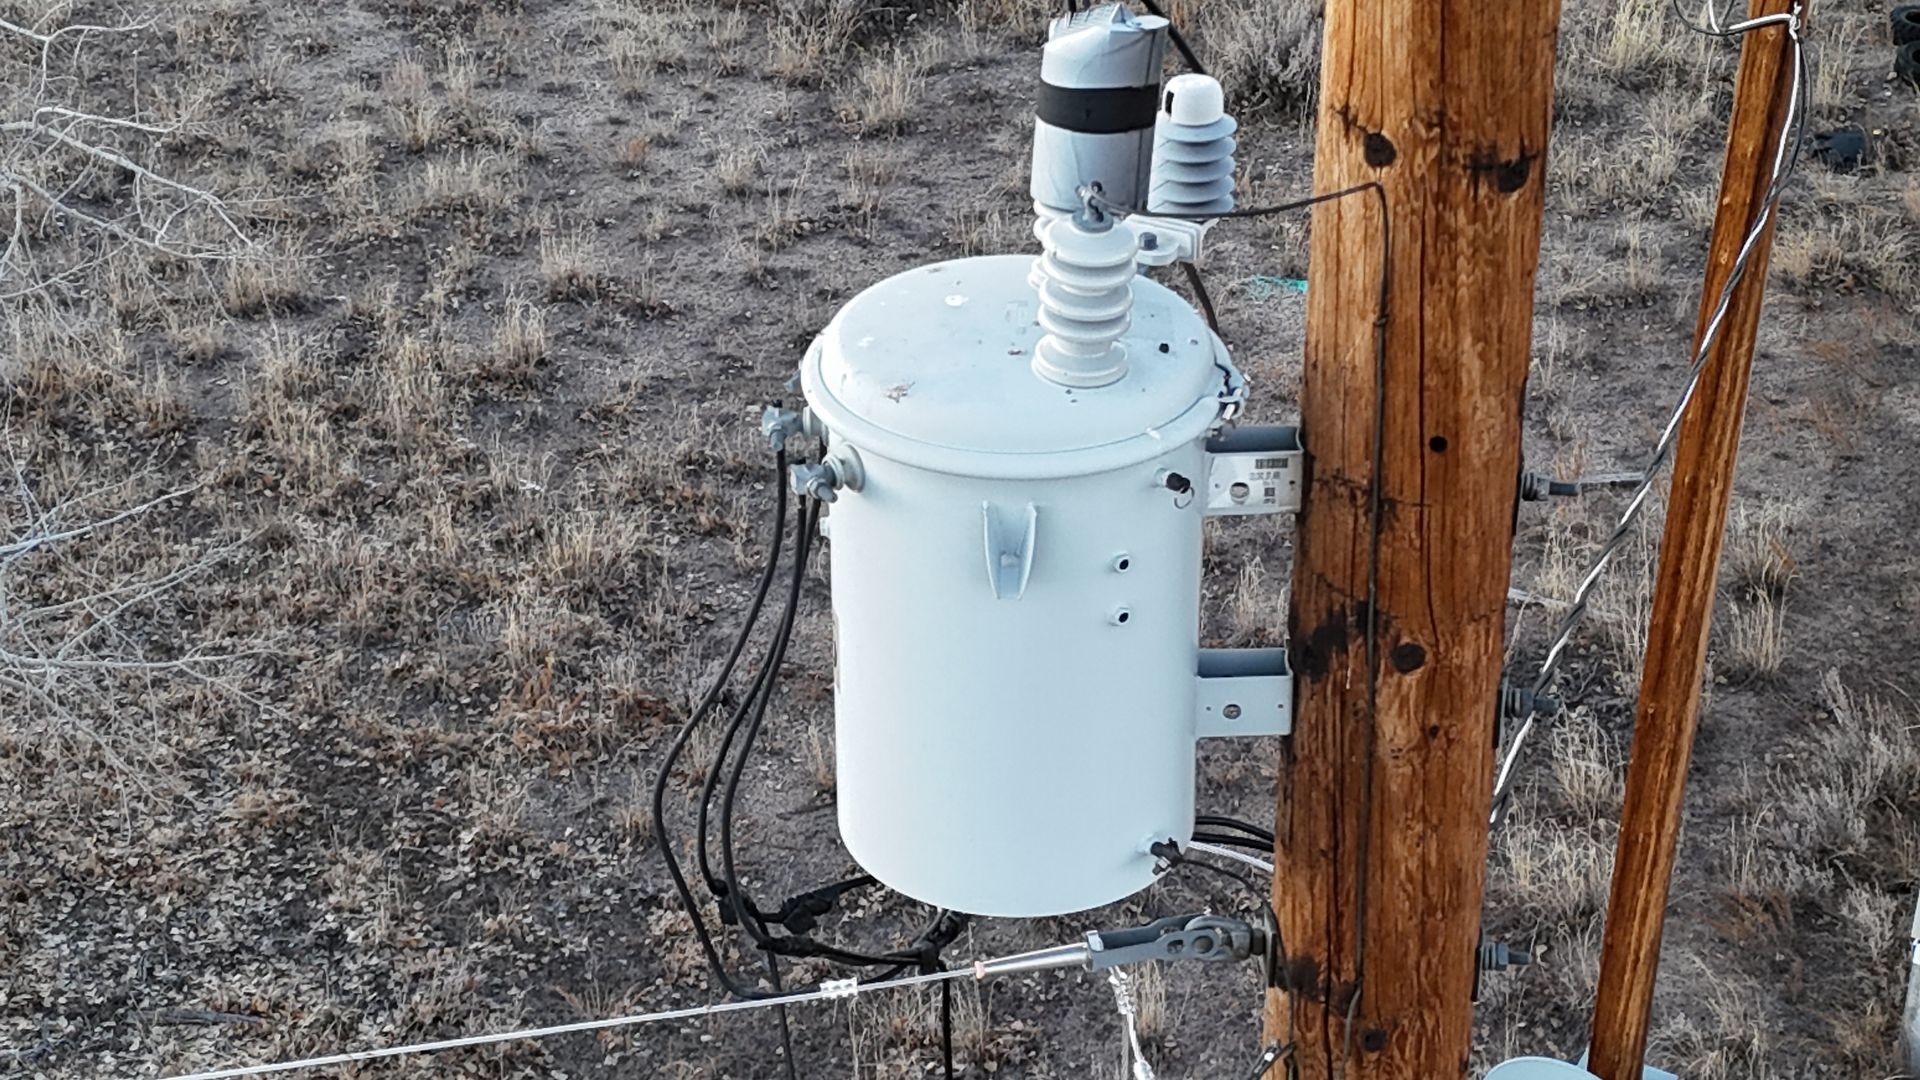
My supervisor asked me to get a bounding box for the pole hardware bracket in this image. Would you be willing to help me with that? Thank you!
[1204,424,1304,516]
[1518,471,1581,502]
[1196,648,1293,737]
[1479,939,1533,973]
[1499,680,1561,724]
[1087,913,1262,970]
[969,913,1266,979]
[1123,214,1212,268]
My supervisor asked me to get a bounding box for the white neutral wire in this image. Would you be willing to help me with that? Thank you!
[1186,839,1276,876]
[160,968,968,1080]
[1490,6,1806,822]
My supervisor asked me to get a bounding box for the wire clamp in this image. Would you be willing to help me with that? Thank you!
[1123,214,1211,267]
[761,405,805,453]
[1086,912,1262,971]
[1499,680,1561,725]
[820,977,860,1001]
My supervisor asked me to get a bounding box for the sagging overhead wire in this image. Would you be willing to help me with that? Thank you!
[1490,3,1810,826]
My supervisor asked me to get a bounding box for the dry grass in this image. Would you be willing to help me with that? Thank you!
[383,54,443,152]
[715,144,760,197]
[771,0,860,86]
[844,144,899,235]
[1726,500,1798,601]
[845,44,923,134]
[6,1,1915,1076]
[539,226,604,301]
[946,203,1012,256]
[222,250,309,318]
[1194,0,1321,114]
[490,293,549,381]
[1721,594,1787,679]
[802,714,835,795]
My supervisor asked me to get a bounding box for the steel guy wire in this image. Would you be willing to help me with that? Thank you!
[159,967,976,1080]
[1490,5,1808,824]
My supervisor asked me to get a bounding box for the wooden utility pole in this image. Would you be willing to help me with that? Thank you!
[1588,2,1799,1075]
[1267,0,1561,1076]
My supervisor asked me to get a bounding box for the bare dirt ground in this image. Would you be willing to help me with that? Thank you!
[2,1,1917,1077]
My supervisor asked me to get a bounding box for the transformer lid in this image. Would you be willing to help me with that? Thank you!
[806,255,1227,467]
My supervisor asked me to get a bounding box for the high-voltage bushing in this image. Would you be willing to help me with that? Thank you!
[1029,4,1168,235]
[1031,205,1136,387]
[1148,73,1238,217]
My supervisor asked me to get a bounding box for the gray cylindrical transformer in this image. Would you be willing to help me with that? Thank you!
[799,253,1243,918]
[1029,5,1168,224]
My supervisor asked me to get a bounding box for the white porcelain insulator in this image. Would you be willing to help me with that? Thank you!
[1033,215,1137,388]
[1148,73,1238,218]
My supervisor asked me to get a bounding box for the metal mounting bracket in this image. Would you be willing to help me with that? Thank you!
[1123,214,1212,267]
[1196,648,1292,737]
[1204,425,1303,516]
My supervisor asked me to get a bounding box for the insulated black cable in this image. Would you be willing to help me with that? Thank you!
[1182,261,1221,332]
[1244,1041,1296,1080]
[940,977,956,1080]
[764,949,799,1080]
[719,495,818,952]
[653,456,942,994]
[1196,814,1275,845]
[650,451,791,1001]
[711,499,956,972]
[1151,839,1264,907]
[1192,831,1274,854]
[1136,0,1207,76]
[696,555,804,920]
[1089,179,1388,224]
[693,487,963,971]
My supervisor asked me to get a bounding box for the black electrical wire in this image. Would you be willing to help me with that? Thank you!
[1089,179,1389,224]
[764,950,798,1080]
[707,493,969,973]
[650,451,791,1002]
[650,450,954,1008]
[1136,0,1207,76]
[940,978,956,1080]
[1151,839,1264,907]
[1182,261,1221,333]
[719,496,822,950]
[1192,831,1274,854]
[1196,814,1275,845]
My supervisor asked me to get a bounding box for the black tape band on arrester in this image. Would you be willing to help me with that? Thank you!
[1036,81,1160,135]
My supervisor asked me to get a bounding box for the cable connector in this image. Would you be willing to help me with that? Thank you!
[1478,939,1533,973]
[761,404,804,453]
[1520,470,1646,501]
[1499,681,1561,724]
[1518,472,1581,502]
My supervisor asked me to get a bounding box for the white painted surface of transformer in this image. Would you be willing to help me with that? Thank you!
[799,253,1243,917]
